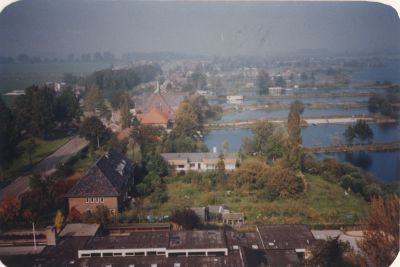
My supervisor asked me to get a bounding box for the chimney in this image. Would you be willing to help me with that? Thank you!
[45,226,57,246]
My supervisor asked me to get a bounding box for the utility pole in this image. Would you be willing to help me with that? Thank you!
[32,222,37,251]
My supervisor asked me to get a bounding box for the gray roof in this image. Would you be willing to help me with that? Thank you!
[257,225,316,250]
[66,150,134,197]
[59,224,100,237]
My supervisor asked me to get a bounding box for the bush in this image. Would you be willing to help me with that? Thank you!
[362,184,383,201]
[170,209,202,230]
[260,187,280,201]
[302,154,322,174]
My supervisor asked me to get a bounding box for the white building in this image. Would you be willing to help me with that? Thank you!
[161,152,238,172]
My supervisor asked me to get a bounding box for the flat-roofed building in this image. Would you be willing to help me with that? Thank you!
[34,225,316,267]
[161,152,237,172]
[256,224,316,260]
[77,230,228,259]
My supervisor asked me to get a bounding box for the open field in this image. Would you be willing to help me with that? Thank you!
[142,174,369,225]
[0,62,110,93]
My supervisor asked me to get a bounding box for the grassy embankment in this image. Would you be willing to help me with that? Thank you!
[142,174,368,226]
[0,137,70,188]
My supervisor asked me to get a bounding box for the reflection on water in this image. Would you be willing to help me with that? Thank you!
[316,151,400,183]
[344,151,373,170]
[204,126,400,182]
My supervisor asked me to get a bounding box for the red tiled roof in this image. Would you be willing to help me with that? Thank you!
[137,108,169,125]
[117,127,132,140]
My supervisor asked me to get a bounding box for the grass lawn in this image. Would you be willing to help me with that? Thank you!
[142,174,369,225]
[1,136,71,188]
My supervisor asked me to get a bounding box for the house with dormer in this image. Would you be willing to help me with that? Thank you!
[66,150,135,216]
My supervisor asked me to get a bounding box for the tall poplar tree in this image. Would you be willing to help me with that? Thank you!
[120,91,132,129]
[284,101,304,170]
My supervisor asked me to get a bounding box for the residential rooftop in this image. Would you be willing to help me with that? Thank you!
[66,150,134,197]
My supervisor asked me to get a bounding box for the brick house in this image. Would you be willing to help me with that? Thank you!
[66,150,135,216]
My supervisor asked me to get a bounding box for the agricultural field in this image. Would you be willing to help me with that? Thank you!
[0,62,110,93]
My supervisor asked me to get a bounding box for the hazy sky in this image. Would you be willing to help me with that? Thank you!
[0,0,399,57]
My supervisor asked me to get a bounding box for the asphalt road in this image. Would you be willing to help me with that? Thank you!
[0,136,88,201]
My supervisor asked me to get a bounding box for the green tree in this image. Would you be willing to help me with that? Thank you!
[239,121,284,162]
[146,154,169,177]
[14,86,55,138]
[344,120,374,144]
[54,88,81,126]
[284,101,303,170]
[131,124,165,156]
[84,84,105,112]
[265,163,304,200]
[120,91,132,129]
[0,97,18,174]
[170,209,202,230]
[173,101,199,137]
[257,70,272,95]
[305,236,356,267]
[230,158,269,190]
[79,116,111,148]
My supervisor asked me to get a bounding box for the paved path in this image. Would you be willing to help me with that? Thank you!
[0,136,88,201]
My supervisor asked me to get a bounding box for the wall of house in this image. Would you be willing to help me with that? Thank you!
[171,161,236,172]
[68,197,119,215]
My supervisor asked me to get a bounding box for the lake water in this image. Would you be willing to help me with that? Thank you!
[204,123,400,182]
[315,151,400,183]
[352,61,400,84]
[219,107,369,122]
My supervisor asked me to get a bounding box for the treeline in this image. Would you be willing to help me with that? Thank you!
[0,52,118,64]
[0,87,81,172]
[368,88,400,118]
[83,64,162,109]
